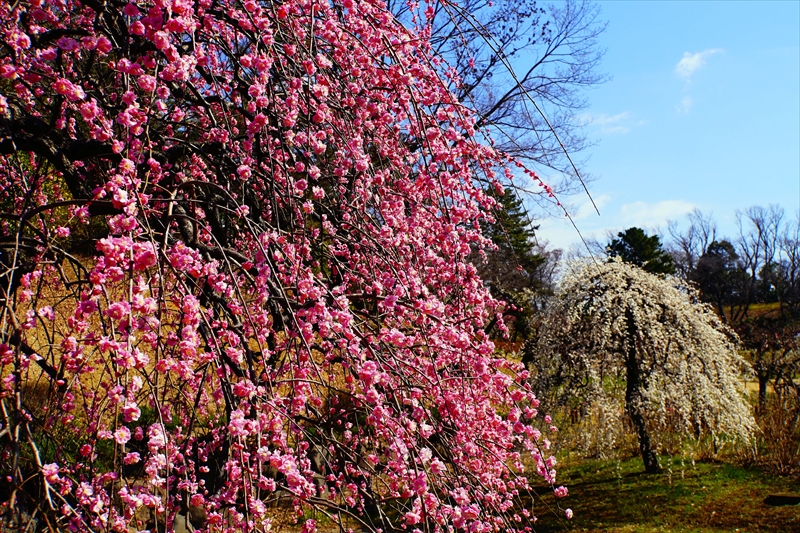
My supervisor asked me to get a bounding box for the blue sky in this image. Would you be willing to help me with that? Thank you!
[536,0,800,252]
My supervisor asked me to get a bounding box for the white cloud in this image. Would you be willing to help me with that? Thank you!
[675,95,694,115]
[573,194,612,221]
[675,48,723,79]
[537,199,701,253]
[620,200,697,228]
[576,112,636,134]
[535,195,612,252]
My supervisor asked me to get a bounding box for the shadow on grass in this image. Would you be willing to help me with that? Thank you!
[528,457,800,533]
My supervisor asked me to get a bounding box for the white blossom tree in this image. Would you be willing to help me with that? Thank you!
[530,259,755,473]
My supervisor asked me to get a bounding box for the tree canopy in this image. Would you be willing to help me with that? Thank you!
[529,259,754,473]
[0,1,569,532]
[608,227,676,275]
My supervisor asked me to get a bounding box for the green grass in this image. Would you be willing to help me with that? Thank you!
[528,456,800,532]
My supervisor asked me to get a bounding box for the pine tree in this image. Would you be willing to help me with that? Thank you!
[478,187,554,340]
[608,227,676,275]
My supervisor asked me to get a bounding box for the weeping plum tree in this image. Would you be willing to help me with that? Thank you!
[530,260,755,473]
[0,1,567,532]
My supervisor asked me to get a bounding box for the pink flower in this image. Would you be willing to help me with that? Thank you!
[365,387,380,404]
[358,360,378,385]
[119,158,136,174]
[42,463,60,483]
[105,301,130,321]
[38,306,55,321]
[123,3,140,16]
[53,78,85,101]
[153,31,170,51]
[0,65,17,79]
[147,424,167,450]
[122,402,141,422]
[412,472,428,495]
[229,410,252,437]
[233,379,255,398]
[116,107,141,128]
[565,508,573,520]
[130,21,146,35]
[22,309,36,330]
[554,486,568,498]
[96,36,113,54]
[57,37,80,51]
[133,242,157,270]
[123,452,141,465]
[404,511,421,525]
[237,164,252,179]
[247,114,268,133]
[11,31,30,51]
[80,101,101,121]
[114,427,131,444]
[78,299,98,315]
[137,74,156,92]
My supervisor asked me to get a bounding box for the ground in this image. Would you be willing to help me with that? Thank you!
[530,456,800,532]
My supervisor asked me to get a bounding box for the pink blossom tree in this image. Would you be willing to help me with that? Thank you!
[0,1,563,532]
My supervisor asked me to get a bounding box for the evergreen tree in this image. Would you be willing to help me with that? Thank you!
[482,187,543,286]
[478,188,554,340]
[608,227,676,275]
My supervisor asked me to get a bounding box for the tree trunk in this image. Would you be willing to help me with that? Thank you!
[758,374,769,412]
[754,353,770,412]
[626,386,661,474]
[625,310,662,474]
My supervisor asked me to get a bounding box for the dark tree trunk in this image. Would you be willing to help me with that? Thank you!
[625,390,661,474]
[625,310,662,474]
[758,375,769,412]
[753,352,770,412]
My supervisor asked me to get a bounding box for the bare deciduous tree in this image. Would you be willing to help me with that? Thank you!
[668,209,717,279]
[391,0,608,208]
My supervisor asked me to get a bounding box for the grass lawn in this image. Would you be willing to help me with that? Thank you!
[529,456,800,532]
